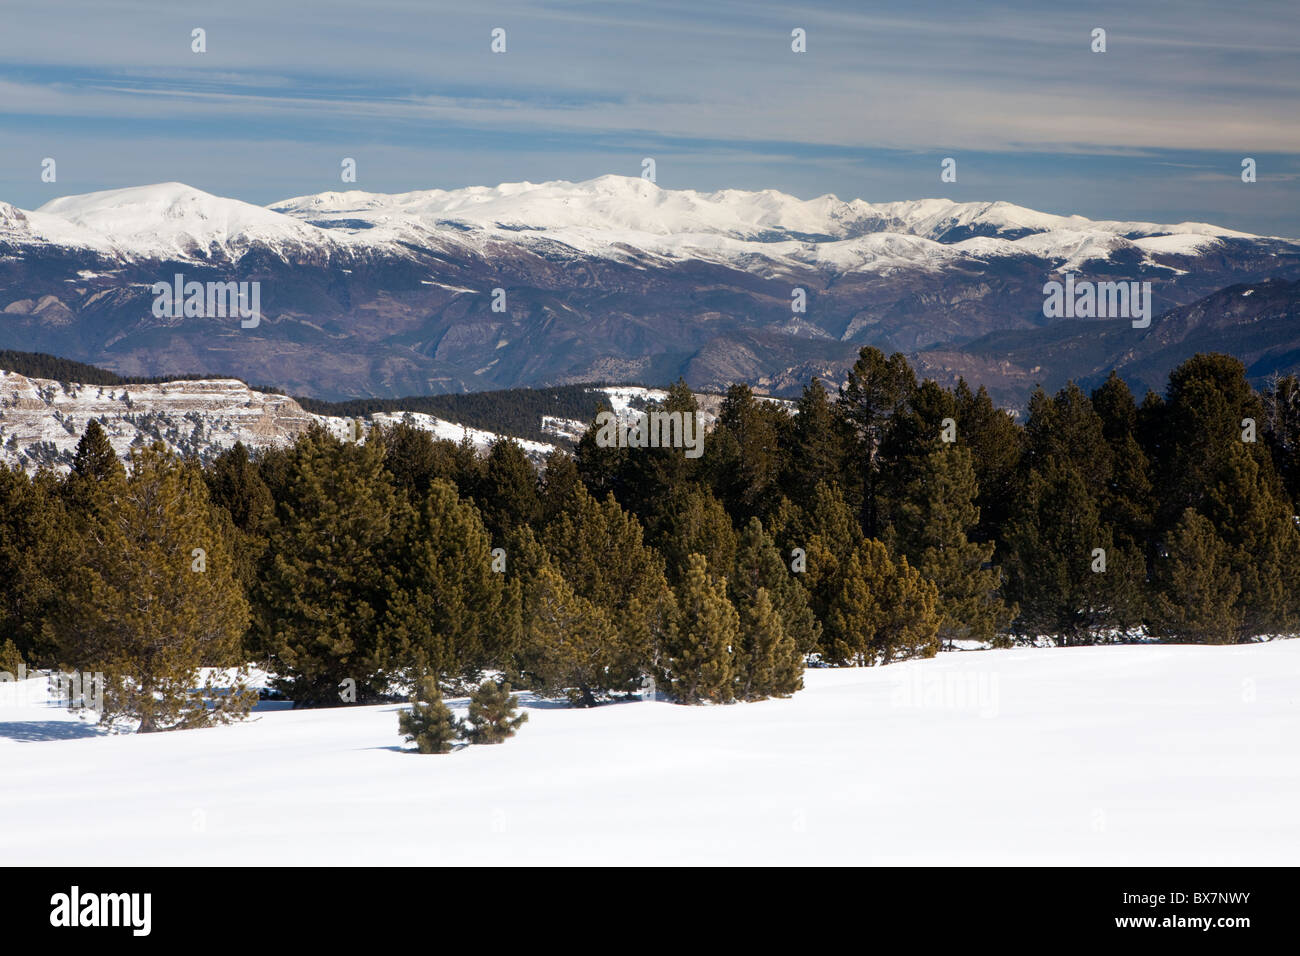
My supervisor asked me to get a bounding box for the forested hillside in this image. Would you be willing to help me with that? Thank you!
[2,349,1298,733]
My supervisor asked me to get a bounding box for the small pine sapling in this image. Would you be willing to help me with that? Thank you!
[398,676,462,754]
[464,680,528,744]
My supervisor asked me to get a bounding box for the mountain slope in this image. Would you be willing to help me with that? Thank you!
[1,177,1297,401]
[914,277,1300,406]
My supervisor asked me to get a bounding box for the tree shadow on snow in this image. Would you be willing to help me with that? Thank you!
[0,719,104,742]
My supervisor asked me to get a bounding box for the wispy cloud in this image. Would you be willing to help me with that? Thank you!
[0,0,1295,234]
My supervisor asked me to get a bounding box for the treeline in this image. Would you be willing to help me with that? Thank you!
[1,348,1298,732]
[0,349,286,394]
[295,382,617,447]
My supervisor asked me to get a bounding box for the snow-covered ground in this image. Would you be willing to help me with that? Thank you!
[1,641,1297,865]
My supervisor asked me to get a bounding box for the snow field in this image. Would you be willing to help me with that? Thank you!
[1,641,1297,865]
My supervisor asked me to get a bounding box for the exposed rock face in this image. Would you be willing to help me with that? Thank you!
[0,371,321,470]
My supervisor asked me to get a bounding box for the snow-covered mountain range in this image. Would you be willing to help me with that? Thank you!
[1,177,1297,404]
[0,176,1262,271]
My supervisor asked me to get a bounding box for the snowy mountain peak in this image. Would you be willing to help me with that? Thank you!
[32,182,336,261]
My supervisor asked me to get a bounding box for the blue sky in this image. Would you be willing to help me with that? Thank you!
[1,0,1296,235]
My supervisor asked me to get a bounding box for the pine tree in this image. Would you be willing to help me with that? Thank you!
[837,347,916,536]
[62,418,124,519]
[255,426,407,706]
[734,587,801,699]
[788,481,863,623]
[1151,509,1243,644]
[650,484,738,586]
[384,479,514,681]
[785,378,847,509]
[1002,460,1143,645]
[51,443,253,732]
[203,442,274,641]
[1199,441,1299,637]
[0,637,23,677]
[515,555,619,707]
[887,446,1012,648]
[822,540,941,665]
[399,675,462,754]
[464,680,528,744]
[0,466,72,666]
[539,451,584,523]
[1153,353,1272,526]
[204,442,273,534]
[822,546,882,665]
[1091,372,1156,556]
[380,420,466,500]
[878,379,959,509]
[709,383,787,522]
[546,485,673,697]
[731,516,820,656]
[953,379,1022,544]
[663,553,737,703]
[1263,373,1300,508]
[474,439,541,546]
[615,378,705,525]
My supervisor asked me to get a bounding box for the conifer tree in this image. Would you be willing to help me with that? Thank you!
[878,379,959,508]
[515,555,619,707]
[1152,353,1272,527]
[734,587,801,699]
[1198,441,1299,637]
[650,484,738,586]
[888,446,1012,648]
[822,540,941,665]
[662,553,737,703]
[474,438,542,545]
[1091,372,1156,556]
[384,479,514,681]
[788,481,863,623]
[953,379,1022,544]
[399,675,462,754]
[1002,460,1143,645]
[52,443,252,732]
[0,637,23,677]
[837,347,916,536]
[379,420,463,500]
[709,383,787,522]
[785,378,847,509]
[203,442,274,630]
[1151,509,1243,644]
[204,442,273,533]
[617,379,705,525]
[1263,373,1300,508]
[464,680,528,744]
[540,451,584,523]
[255,426,407,706]
[731,516,820,655]
[546,485,673,696]
[62,419,124,519]
[0,466,72,665]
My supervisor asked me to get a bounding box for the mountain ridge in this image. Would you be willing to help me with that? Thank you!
[2,177,1297,404]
